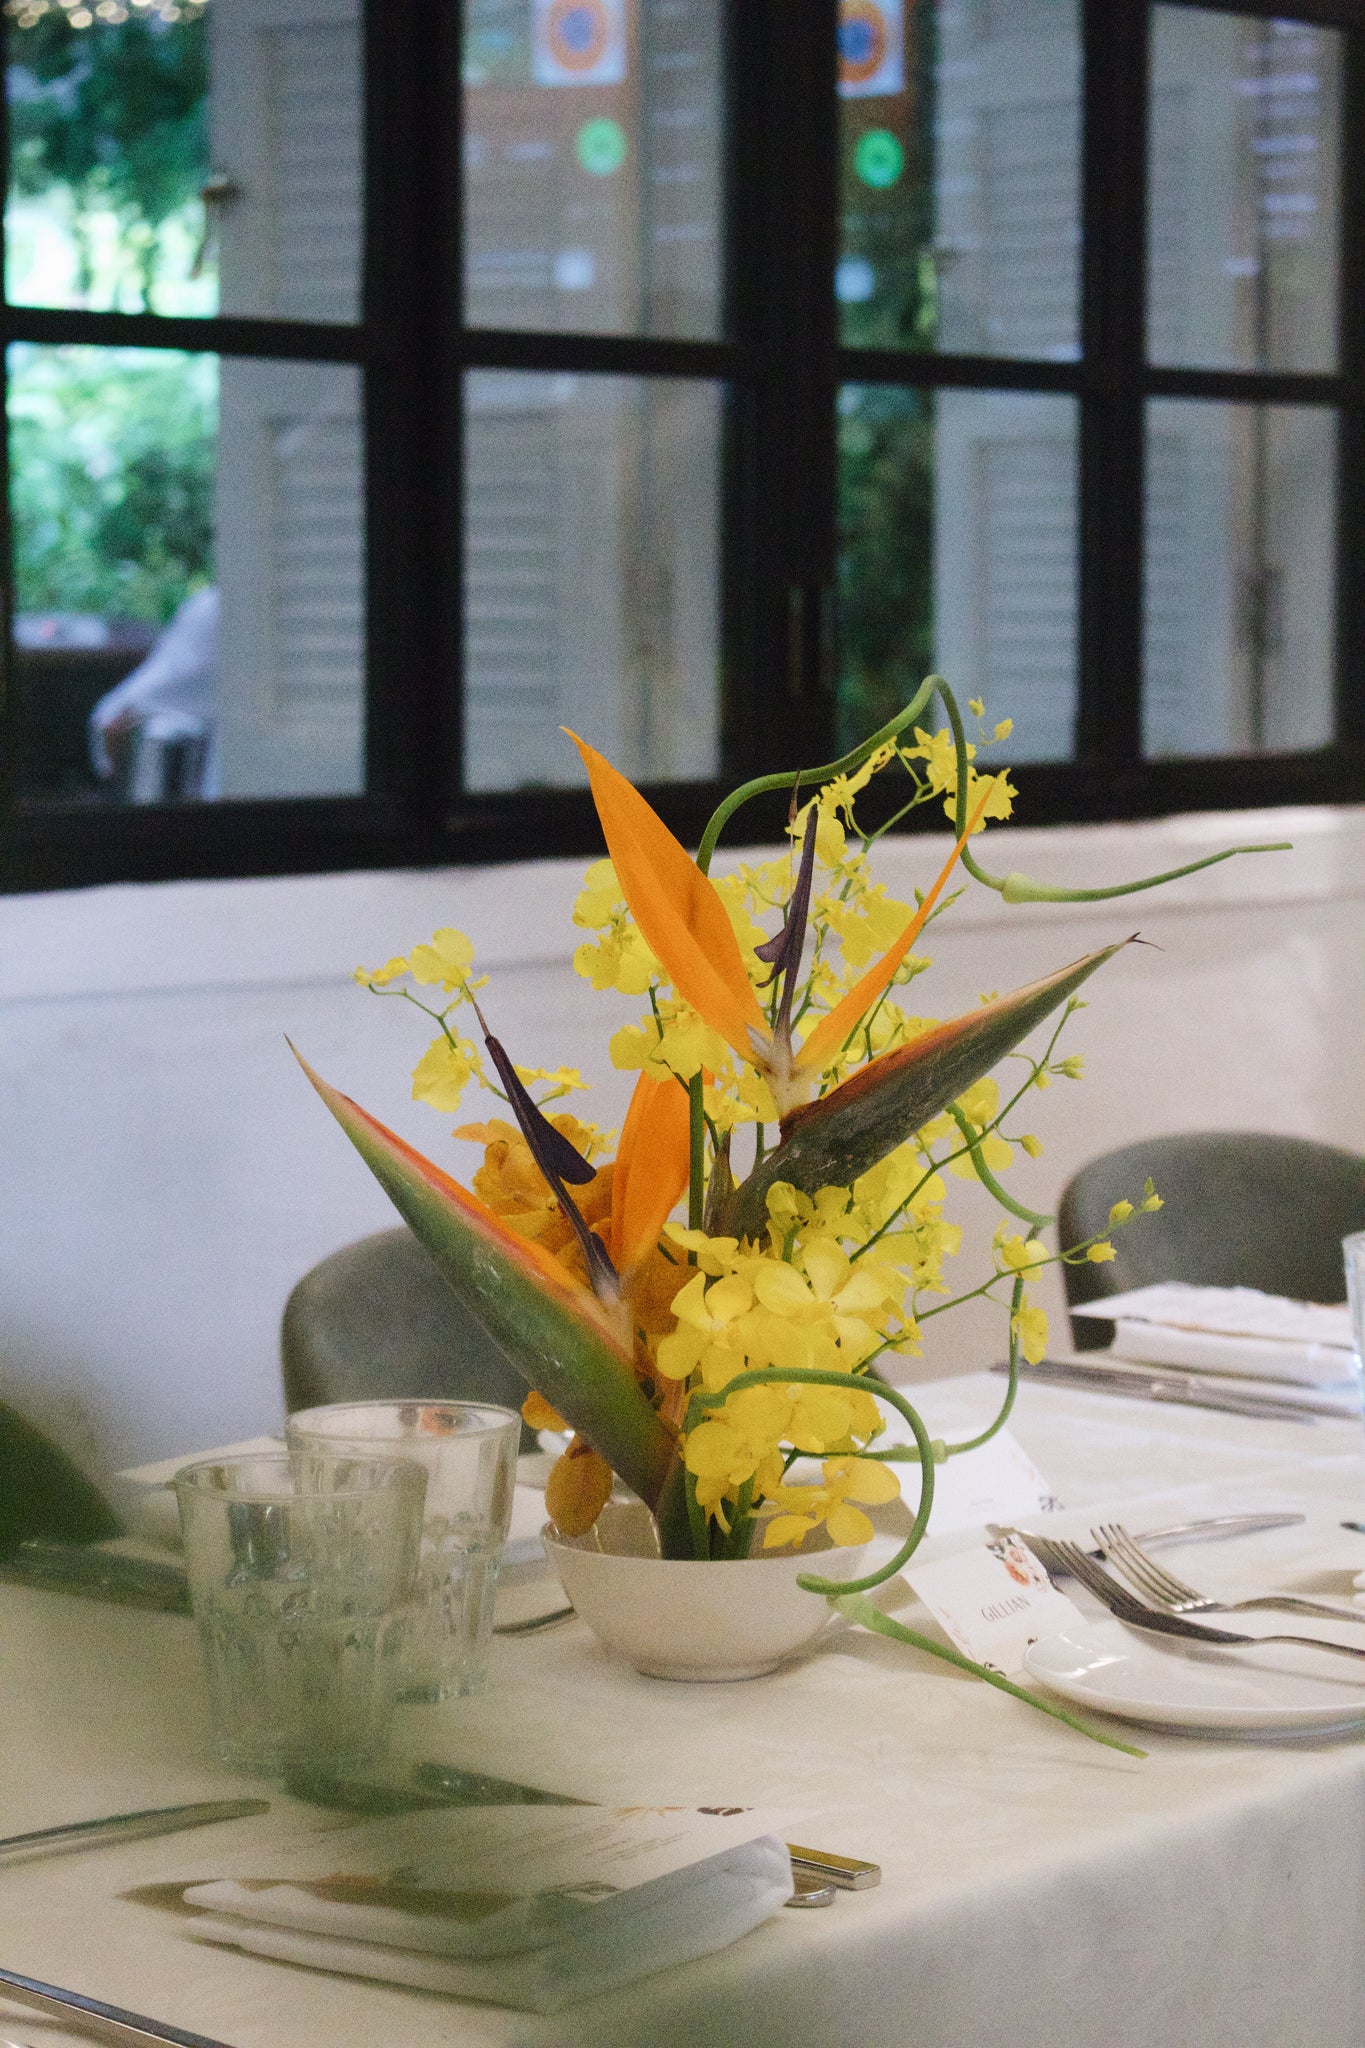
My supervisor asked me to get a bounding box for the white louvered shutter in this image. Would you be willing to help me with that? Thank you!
[209,0,365,797]
[929,8,1079,753]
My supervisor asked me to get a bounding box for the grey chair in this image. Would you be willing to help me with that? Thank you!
[281,1227,538,1446]
[1058,1131,1365,1349]
[0,1403,122,1554]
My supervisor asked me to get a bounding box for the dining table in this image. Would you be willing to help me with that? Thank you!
[4,1369,1365,2048]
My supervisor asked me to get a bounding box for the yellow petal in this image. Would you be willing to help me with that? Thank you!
[826,1503,875,1547]
[825,1456,900,1505]
[762,1513,817,1551]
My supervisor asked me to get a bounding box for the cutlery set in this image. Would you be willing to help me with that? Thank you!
[1017,1525,1365,1664]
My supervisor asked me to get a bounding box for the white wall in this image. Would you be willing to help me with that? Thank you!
[3,802,1363,1484]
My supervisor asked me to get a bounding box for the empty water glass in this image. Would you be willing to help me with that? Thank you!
[174,1451,425,1775]
[286,1400,520,1701]
[1343,1232,1365,1415]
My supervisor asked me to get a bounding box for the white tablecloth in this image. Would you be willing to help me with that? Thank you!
[5,1374,1365,2048]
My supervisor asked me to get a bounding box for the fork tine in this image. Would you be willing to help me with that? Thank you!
[1096,1525,1196,1606]
[1029,1535,1142,1615]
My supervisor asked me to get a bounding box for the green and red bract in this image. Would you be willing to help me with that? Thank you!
[715,943,1129,1241]
[291,1047,679,1516]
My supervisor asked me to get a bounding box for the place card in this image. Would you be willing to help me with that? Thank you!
[920,1427,1064,1537]
[904,1532,1085,1676]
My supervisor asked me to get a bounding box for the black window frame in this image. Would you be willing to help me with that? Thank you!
[0,0,1361,895]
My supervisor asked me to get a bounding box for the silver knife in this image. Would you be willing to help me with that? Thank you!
[997,1356,1325,1423]
[0,1963,240,2048]
[0,1798,268,1859]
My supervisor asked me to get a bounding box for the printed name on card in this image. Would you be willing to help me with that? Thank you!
[904,1532,1085,1676]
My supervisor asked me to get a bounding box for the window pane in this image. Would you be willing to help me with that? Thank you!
[463,370,721,790]
[5,1,361,322]
[463,1,724,338]
[837,0,1081,359]
[838,385,1078,755]
[9,344,365,803]
[1143,400,1335,757]
[1148,9,1341,373]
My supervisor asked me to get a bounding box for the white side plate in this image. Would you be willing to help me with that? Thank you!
[1024,1619,1365,1733]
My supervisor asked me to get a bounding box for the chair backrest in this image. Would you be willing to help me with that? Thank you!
[0,1404,122,1554]
[281,1227,537,1445]
[1058,1131,1365,1349]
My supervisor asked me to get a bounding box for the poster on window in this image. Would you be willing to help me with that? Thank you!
[838,0,905,99]
[533,0,628,88]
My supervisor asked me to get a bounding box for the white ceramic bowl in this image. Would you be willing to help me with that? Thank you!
[543,1498,868,1681]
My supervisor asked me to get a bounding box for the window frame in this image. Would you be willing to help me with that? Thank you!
[0,0,1361,895]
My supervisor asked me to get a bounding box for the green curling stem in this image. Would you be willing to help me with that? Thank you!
[682,1365,936,1596]
[695,677,940,874]
[941,1272,1023,1458]
[697,671,1286,903]
[834,1593,1146,1758]
[945,1104,1052,1230]
[936,682,1290,901]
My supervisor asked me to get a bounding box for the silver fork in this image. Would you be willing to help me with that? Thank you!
[1021,1533,1365,1665]
[1093,1523,1365,1626]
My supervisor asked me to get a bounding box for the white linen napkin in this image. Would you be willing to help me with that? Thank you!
[1073,1284,1359,1388]
[186,1838,792,2012]
[171,1804,797,2014]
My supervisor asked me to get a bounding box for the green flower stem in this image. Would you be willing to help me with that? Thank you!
[940,1275,1023,1458]
[695,678,940,874]
[696,671,1285,900]
[684,1463,710,1561]
[834,1592,1146,1759]
[688,1072,705,1231]
[682,1366,936,1596]
[945,1105,1052,1230]
[936,680,1289,901]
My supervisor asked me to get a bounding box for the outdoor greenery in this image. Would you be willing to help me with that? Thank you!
[9,344,216,622]
[7,11,209,310]
[837,387,934,750]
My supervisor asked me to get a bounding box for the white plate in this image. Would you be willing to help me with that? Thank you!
[1024,1618,1365,1734]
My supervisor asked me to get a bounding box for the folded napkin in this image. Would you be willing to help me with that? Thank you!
[171,1804,796,2014]
[1073,1284,1358,1388]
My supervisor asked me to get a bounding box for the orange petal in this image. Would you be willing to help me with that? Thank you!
[545,1437,615,1536]
[796,775,999,1076]
[610,1069,692,1276]
[522,1391,568,1434]
[567,730,767,1063]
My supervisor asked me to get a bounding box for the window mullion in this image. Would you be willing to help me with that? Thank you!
[733,0,839,782]
[1077,0,1150,771]
[1335,27,1365,749]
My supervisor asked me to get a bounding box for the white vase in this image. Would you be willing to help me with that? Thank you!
[542,1498,868,1681]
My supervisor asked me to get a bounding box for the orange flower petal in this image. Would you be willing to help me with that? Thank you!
[610,1069,692,1276]
[567,731,767,1062]
[796,775,998,1076]
[545,1437,615,1536]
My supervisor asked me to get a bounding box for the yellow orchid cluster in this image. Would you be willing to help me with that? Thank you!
[352,704,1158,1566]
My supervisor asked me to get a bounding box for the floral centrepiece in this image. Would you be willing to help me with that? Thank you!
[296,677,1285,1738]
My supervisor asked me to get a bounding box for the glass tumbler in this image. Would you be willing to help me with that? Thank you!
[286,1400,520,1701]
[174,1451,425,1775]
[1343,1232,1365,1416]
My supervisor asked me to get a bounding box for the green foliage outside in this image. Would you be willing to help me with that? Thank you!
[8,12,209,310]
[835,16,939,748]
[836,387,934,753]
[9,344,216,623]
